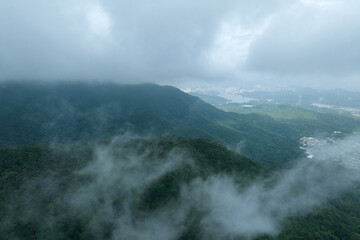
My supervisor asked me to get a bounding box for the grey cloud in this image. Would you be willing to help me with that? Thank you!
[246,0,360,79]
[182,160,358,239]
[0,0,280,83]
[1,0,359,89]
[0,0,227,81]
[180,134,360,239]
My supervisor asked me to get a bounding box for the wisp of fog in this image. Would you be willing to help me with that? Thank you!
[3,134,360,240]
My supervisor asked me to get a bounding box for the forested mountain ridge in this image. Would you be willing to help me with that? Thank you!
[0,81,308,168]
[1,82,360,239]
[1,136,360,240]
[0,136,267,239]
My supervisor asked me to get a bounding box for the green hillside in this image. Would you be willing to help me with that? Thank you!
[218,102,319,121]
[0,137,266,239]
[2,82,360,239]
[1,137,359,240]
[0,81,309,168]
[218,102,360,140]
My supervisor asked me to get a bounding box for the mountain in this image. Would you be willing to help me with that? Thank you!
[0,81,304,168]
[1,136,359,240]
[0,136,267,239]
[2,81,360,239]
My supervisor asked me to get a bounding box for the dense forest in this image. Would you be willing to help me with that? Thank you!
[1,137,360,239]
[1,82,360,239]
[2,82,360,168]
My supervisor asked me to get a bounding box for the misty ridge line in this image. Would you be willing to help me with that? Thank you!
[1,81,360,239]
[3,134,360,239]
[0,81,194,144]
[1,80,316,169]
[86,134,360,239]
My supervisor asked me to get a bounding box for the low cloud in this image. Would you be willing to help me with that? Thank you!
[2,134,360,239]
[2,0,359,89]
[184,160,356,239]
[182,134,360,239]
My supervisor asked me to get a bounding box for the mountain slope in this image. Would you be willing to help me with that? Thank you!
[0,136,267,240]
[0,81,302,168]
[1,136,360,240]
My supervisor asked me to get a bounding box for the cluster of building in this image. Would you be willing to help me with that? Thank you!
[299,136,336,159]
[299,137,334,149]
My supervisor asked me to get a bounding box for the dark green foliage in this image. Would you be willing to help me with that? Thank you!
[2,82,360,239]
[0,137,266,240]
[274,195,360,240]
[135,137,267,211]
[0,81,311,168]
[139,169,188,210]
[1,137,360,239]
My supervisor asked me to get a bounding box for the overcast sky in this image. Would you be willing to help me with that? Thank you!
[0,0,359,90]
